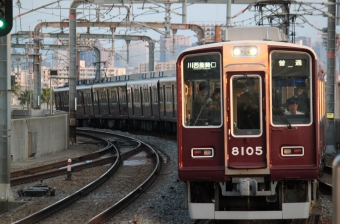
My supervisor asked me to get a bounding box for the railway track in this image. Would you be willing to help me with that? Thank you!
[12,129,162,224]
[10,133,115,186]
[319,165,332,195]
[7,129,334,223]
[10,134,111,179]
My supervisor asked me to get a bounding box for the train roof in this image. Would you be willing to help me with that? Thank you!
[224,26,289,42]
[54,84,92,92]
[180,27,316,57]
[158,76,176,82]
[53,86,70,92]
[75,85,92,90]
[92,80,127,88]
[126,78,159,86]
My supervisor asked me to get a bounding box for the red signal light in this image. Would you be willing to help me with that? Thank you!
[293,149,302,154]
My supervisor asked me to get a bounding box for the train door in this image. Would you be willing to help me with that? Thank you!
[226,74,266,170]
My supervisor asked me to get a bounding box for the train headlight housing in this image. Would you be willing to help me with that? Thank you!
[191,148,214,158]
[232,45,258,57]
[281,146,304,156]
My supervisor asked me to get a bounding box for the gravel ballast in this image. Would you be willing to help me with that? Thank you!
[0,130,334,224]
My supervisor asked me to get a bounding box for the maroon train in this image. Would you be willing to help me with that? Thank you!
[176,27,326,220]
[54,26,326,221]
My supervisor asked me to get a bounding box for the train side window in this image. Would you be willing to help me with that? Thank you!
[77,92,82,106]
[134,88,140,103]
[113,89,118,103]
[119,87,126,103]
[181,52,222,127]
[127,88,132,108]
[271,51,312,126]
[93,91,98,105]
[152,86,158,103]
[100,89,106,105]
[143,87,149,103]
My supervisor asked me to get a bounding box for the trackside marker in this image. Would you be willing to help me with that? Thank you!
[65,159,72,180]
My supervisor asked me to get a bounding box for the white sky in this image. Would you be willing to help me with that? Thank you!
[10,0,334,63]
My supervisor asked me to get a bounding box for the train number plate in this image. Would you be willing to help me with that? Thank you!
[231,147,263,156]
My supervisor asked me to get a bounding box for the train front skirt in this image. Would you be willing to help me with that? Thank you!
[187,180,313,220]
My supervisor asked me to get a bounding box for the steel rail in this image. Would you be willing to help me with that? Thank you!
[319,165,333,195]
[11,133,112,178]
[13,130,157,224]
[11,156,117,186]
[12,132,119,224]
[291,214,320,224]
[323,165,332,175]
[86,130,162,223]
[319,181,332,195]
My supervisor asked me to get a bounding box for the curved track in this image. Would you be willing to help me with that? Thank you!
[13,129,162,224]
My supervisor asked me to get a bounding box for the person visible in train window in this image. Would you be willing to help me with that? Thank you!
[235,82,247,129]
[193,82,211,125]
[246,78,260,129]
[285,96,304,115]
[297,87,309,113]
[206,88,221,125]
[207,88,221,111]
[244,79,259,112]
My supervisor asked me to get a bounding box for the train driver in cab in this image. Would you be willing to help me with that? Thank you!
[285,96,304,115]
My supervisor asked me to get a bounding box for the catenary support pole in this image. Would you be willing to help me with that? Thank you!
[326,0,336,154]
[69,5,78,145]
[0,34,13,212]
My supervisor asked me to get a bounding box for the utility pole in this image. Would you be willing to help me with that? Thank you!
[164,3,171,38]
[326,0,337,154]
[0,34,13,213]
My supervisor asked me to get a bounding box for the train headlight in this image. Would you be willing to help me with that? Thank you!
[233,47,243,56]
[281,146,304,156]
[232,45,258,57]
[191,148,214,158]
[247,46,258,56]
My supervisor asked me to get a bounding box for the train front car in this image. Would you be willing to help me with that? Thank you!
[177,27,326,220]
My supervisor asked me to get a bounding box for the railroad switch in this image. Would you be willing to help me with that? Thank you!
[17,185,56,197]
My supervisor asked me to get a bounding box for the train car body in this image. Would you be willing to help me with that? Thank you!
[127,79,157,120]
[176,27,326,220]
[158,76,177,134]
[54,70,177,132]
[159,76,177,122]
[92,81,128,119]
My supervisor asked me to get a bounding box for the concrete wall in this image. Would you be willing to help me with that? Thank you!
[11,113,69,162]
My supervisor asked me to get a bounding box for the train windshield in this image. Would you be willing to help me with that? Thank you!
[271,51,312,126]
[181,52,222,127]
[231,75,262,136]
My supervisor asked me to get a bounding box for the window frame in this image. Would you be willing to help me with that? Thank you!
[270,50,313,127]
[230,74,263,137]
[181,52,222,128]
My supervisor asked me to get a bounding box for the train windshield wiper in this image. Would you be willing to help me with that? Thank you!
[273,104,292,129]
